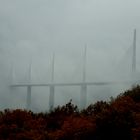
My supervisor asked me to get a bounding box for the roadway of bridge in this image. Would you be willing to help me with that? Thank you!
[10,80,139,87]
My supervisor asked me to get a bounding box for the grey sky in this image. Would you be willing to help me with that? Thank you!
[0,0,140,111]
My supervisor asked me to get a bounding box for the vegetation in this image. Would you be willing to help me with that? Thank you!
[1,86,140,139]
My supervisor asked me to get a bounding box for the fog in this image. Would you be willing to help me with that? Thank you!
[0,0,140,111]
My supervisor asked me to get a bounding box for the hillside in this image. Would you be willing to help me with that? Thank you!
[1,86,140,140]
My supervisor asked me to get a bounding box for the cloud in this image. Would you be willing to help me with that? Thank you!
[0,0,140,111]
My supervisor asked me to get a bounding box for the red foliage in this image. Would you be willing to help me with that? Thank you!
[0,86,140,139]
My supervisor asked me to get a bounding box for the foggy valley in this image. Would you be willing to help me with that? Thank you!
[0,0,140,112]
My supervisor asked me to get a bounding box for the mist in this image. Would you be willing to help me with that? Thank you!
[0,0,140,111]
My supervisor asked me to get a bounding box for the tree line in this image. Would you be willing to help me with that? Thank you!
[0,86,140,139]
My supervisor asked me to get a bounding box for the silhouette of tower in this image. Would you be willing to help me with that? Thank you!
[132,29,137,80]
[11,63,16,84]
[80,45,87,108]
[26,62,32,110]
[49,53,55,110]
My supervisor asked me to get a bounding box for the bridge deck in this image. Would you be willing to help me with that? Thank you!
[10,80,138,87]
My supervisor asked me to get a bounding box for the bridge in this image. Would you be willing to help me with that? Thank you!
[10,29,138,110]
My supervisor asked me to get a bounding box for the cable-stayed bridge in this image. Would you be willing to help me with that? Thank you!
[10,29,138,110]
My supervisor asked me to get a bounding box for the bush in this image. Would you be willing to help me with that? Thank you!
[0,86,140,139]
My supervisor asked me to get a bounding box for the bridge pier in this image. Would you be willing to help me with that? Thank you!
[49,85,55,110]
[26,86,31,110]
[80,84,87,109]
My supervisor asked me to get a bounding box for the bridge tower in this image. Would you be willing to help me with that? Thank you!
[80,45,87,108]
[49,53,55,110]
[26,62,32,110]
[132,29,137,78]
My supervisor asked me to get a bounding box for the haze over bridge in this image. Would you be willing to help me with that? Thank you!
[10,29,138,110]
